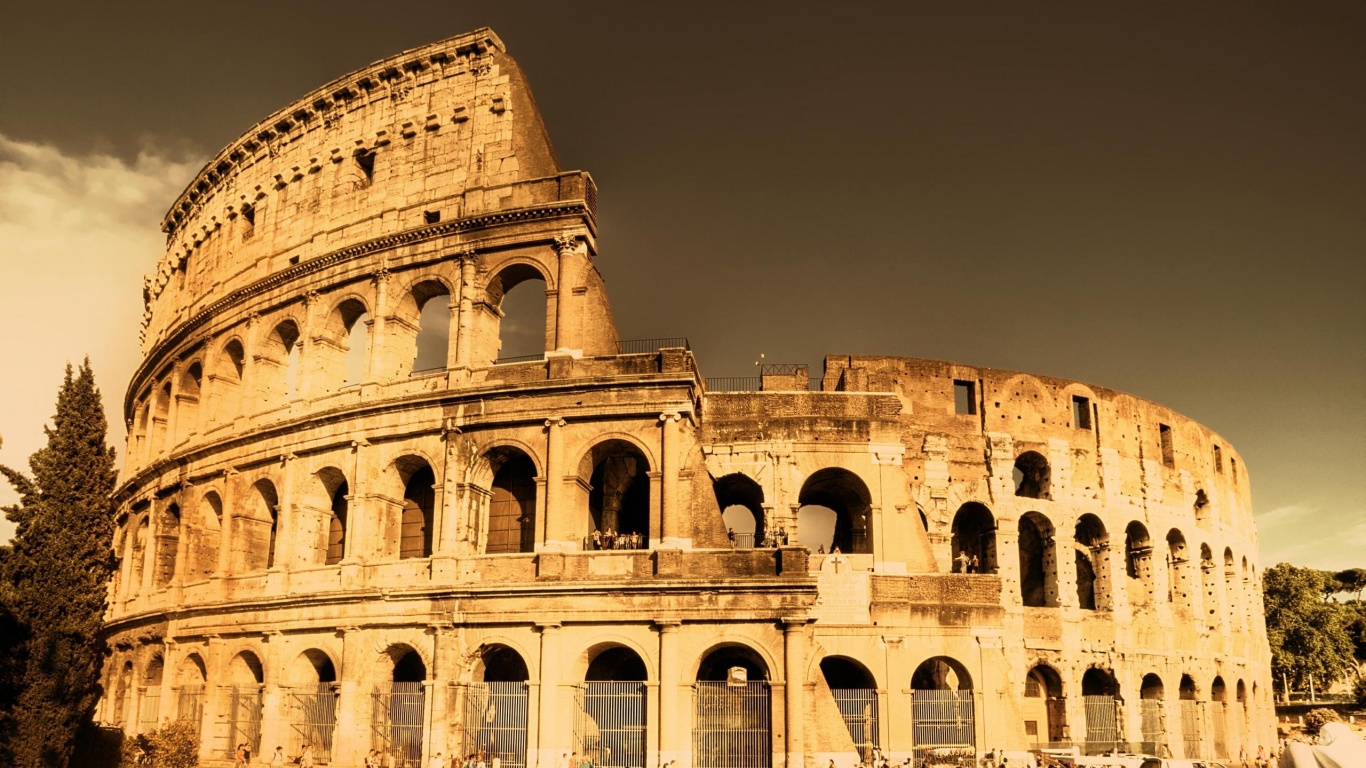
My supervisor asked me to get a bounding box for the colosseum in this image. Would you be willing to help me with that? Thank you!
[98,28,1275,768]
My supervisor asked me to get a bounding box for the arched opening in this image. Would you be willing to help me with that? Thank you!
[177,363,202,444]
[129,516,149,594]
[1211,677,1228,759]
[1074,514,1111,610]
[285,650,338,762]
[950,502,996,573]
[1125,521,1154,605]
[213,339,245,424]
[133,396,151,463]
[821,657,879,760]
[233,480,278,573]
[137,654,166,734]
[399,462,435,560]
[1080,668,1121,755]
[713,473,765,549]
[1013,451,1051,499]
[173,655,206,738]
[1139,674,1167,755]
[694,645,772,768]
[1023,665,1066,747]
[489,264,548,362]
[1223,547,1239,630]
[225,651,264,759]
[485,448,537,555]
[372,649,426,766]
[187,492,222,582]
[1018,512,1057,607]
[260,320,301,401]
[322,298,371,391]
[578,646,647,768]
[153,503,181,588]
[466,646,530,768]
[911,657,975,756]
[152,381,171,456]
[1179,674,1204,759]
[798,468,873,554]
[1235,679,1249,758]
[584,440,650,550]
[1167,529,1190,610]
[409,280,451,375]
[310,467,349,566]
[114,660,134,726]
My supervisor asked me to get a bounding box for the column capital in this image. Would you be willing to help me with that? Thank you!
[659,411,682,423]
[653,618,683,632]
[781,616,813,631]
[545,417,566,429]
[535,621,562,633]
[553,232,581,256]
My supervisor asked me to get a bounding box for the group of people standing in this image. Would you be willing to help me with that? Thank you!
[235,742,315,767]
[954,549,985,574]
[590,527,644,550]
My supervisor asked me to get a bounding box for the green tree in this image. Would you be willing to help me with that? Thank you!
[1263,563,1357,699]
[1336,568,1366,601]
[0,360,118,767]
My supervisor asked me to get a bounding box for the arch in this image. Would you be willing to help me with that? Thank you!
[1081,667,1120,697]
[696,643,771,682]
[476,644,530,683]
[213,338,246,424]
[579,644,648,768]
[1141,674,1165,699]
[376,646,427,765]
[1014,451,1051,499]
[152,380,171,454]
[1138,673,1167,753]
[1178,674,1199,700]
[714,473,765,548]
[1024,664,1067,745]
[390,455,436,560]
[283,649,338,761]
[406,278,452,375]
[1018,511,1057,607]
[693,643,772,768]
[798,468,873,555]
[310,467,350,566]
[1125,521,1155,606]
[176,362,202,444]
[583,439,651,549]
[950,502,996,573]
[1178,674,1204,759]
[484,446,537,555]
[1167,528,1190,608]
[1223,546,1240,630]
[1074,514,1111,610]
[585,646,648,682]
[233,479,278,573]
[188,490,223,581]
[176,654,207,687]
[487,262,550,362]
[911,657,975,750]
[261,319,302,401]
[320,296,371,391]
[820,656,879,760]
[153,503,181,588]
[228,650,264,687]
[114,659,135,725]
[286,649,338,687]
[129,515,150,594]
[1211,676,1226,702]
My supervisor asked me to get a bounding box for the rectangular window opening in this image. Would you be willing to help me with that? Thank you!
[1072,395,1092,429]
[1159,423,1175,467]
[1213,445,1223,473]
[953,380,976,415]
[423,210,440,224]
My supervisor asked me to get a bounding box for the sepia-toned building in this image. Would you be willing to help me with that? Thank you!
[98,28,1275,768]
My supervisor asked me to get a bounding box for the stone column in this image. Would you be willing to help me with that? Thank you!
[455,251,478,371]
[367,268,391,384]
[298,290,323,400]
[782,619,809,768]
[534,623,562,768]
[543,419,569,550]
[655,620,682,768]
[659,412,685,548]
[140,506,159,598]
[995,523,1022,608]
[267,454,297,594]
[240,313,260,415]
[258,632,286,758]
[333,627,364,766]
[201,636,225,762]
[433,427,462,580]
[164,361,183,452]
[216,471,238,582]
[552,234,579,353]
[160,640,178,726]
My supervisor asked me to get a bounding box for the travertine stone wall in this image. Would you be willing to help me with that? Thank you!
[100,28,1274,768]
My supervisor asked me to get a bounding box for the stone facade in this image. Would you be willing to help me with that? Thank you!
[99,28,1275,768]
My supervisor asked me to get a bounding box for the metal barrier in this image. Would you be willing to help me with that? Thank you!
[174,687,205,738]
[1140,699,1166,754]
[911,690,975,751]
[574,682,646,768]
[494,354,545,365]
[1211,702,1227,758]
[464,682,529,768]
[830,688,879,760]
[137,687,161,734]
[693,681,771,768]
[227,687,263,759]
[1180,700,1204,759]
[617,337,690,354]
[372,682,425,768]
[730,533,755,549]
[288,685,337,763]
[705,377,762,392]
[1081,695,1121,755]
[911,746,975,767]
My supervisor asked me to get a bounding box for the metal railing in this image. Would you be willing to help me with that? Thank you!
[288,685,337,763]
[616,337,689,354]
[693,681,771,768]
[494,353,545,365]
[1180,700,1204,759]
[1211,702,1228,758]
[911,690,975,751]
[705,376,825,392]
[574,682,646,768]
[729,533,755,549]
[372,682,425,768]
[227,687,263,759]
[137,687,161,734]
[174,687,205,738]
[464,682,529,768]
[1140,699,1166,753]
[1082,695,1122,755]
[830,688,879,760]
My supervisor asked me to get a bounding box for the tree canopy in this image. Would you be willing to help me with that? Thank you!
[1263,562,1358,697]
[0,360,118,767]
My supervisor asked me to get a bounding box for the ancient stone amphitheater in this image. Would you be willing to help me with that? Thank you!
[99,28,1274,768]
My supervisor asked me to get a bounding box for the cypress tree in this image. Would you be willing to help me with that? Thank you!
[0,360,118,767]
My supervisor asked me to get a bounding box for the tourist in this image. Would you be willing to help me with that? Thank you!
[728,527,735,546]
[956,549,970,573]
[817,544,825,554]
[234,744,247,768]
[270,745,286,766]
[429,752,446,768]
[779,527,789,545]
[300,743,315,768]
[969,554,980,573]
[364,750,379,768]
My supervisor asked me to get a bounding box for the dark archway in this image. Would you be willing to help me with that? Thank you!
[1139,673,1167,755]
[1080,668,1122,755]
[1018,512,1057,607]
[1074,514,1110,610]
[1023,664,1066,746]
[694,646,771,768]
[911,657,974,751]
[714,473,765,549]
[399,463,435,559]
[821,657,879,759]
[486,449,537,555]
[798,468,873,554]
[585,440,650,549]
[581,647,647,768]
[950,503,996,573]
[1013,451,1051,499]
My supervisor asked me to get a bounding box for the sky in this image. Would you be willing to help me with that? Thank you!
[0,2,1362,569]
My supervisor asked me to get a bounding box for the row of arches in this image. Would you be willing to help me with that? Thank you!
[947,503,1261,626]
[714,468,873,553]
[129,263,553,469]
[114,437,664,598]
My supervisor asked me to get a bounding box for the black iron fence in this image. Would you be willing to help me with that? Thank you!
[616,337,689,354]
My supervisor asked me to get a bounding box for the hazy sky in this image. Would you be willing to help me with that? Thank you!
[0,2,1361,568]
